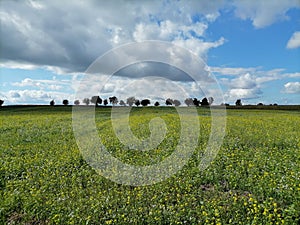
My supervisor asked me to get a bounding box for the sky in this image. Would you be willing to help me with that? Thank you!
[0,0,300,106]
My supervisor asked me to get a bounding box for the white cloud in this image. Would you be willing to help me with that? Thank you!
[0,61,40,70]
[0,0,226,74]
[212,66,300,84]
[1,0,298,75]
[12,78,67,90]
[226,88,262,100]
[228,73,257,89]
[233,0,300,28]
[209,66,258,76]
[132,20,210,51]
[283,82,300,94]
[210,66,300,104]
[286,31,300,49]
[5,89,74,104]
[9,91,21,98]
[172,37,226,57]
[27,0,45,10]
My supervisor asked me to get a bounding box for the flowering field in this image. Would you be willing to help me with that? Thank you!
[1,106,299,224]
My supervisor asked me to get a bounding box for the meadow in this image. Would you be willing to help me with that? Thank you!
[0,106,299,224]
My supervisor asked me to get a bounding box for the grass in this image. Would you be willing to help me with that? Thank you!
[0,106,299,224]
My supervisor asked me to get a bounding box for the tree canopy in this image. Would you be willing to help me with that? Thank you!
[141,99,150,106]
[91,96,102,106]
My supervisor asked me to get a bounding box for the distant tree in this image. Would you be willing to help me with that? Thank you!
[119,100,126,106]
[50,100,55,106]
[165,98,173,106]
[91,96,102,106]
[184,98,194,106]
[103,99,108,106]
[257,102,264,106]
[141,99,151,106]
[109,96,118,105]
[0,99,3,107]
[221,103,230,106]
[201,97,209,106]
[193,98,200,106]
[62,99,69,105]
[126,97,136,106]
[83,98,90,105]
[235,99,242,106]
[135,99,140,107]
[208,97,214,105]
[273,103,278,106]
[74,100,80,105]
[154,101,160,106]
[173,99,181,106]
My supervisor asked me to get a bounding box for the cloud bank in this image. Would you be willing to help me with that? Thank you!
[1,0,299,74]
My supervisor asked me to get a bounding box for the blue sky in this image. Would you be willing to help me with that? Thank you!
[0,0,299,105]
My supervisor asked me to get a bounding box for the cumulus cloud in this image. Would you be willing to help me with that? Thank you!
[226,88,262,101]
[1,0,298,74]
[114,62,193,82]
[9,91,21,98]
[286,31,300,49]
[233,0,300,28]
[283,82,300,94]
[172,37,226,58]
[210,65,300,103]
[212,66,300,83]
[12,78,68,90]
[0,0,227,74]
[224,73,257,89]
[5,89,74,104]
[222,73,262,101]
[209,66,257,76]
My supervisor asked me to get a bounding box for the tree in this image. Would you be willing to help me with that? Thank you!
[257,102,264,106]
[201,97,209,106]
[184,98,194,106]
[83,98,90,105]
[126,97,136,106]
[173,99,181,106]
[91,96,102,106]
[119,100,126,106]
[109,96,118,105]
[74,100,80,105]
[208,97,214,105]
[221,103,229,106]
[141,99,150,106]
[103,99,108,106]
[154,101,160,106]
[193,98,200,106]
[235,99,242,106]
[165,98,173,106]
[62,99,69,105]
[135,99,140,107]
[50,100,55,106]
[0,99,3,106]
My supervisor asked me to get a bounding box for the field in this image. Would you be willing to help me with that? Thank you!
[1,106,299,224]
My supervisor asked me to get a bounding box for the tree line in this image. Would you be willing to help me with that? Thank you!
[0,98,278,107]
[48,96,217,107]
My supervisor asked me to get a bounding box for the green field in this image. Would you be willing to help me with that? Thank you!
[1,106,299,224]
